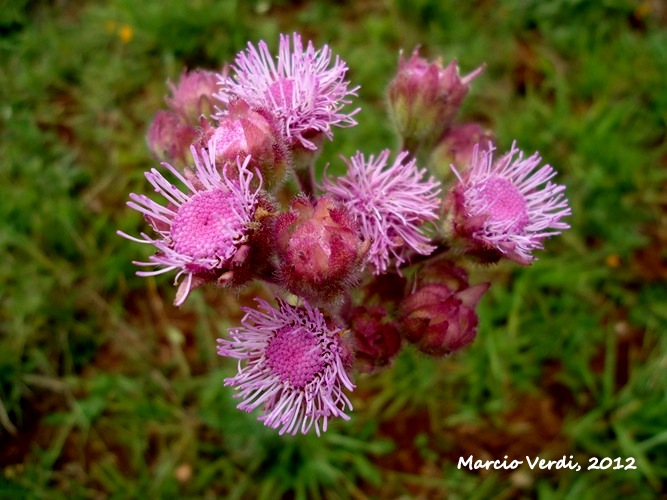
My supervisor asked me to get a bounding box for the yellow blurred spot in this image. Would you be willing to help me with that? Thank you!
[606,254,621,268]
[119,24,133,43]
[175,463,192,483]
[636,1,652,18]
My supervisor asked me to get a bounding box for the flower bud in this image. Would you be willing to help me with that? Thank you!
[348,306,401,373]
[166,69,219,123]
[360,272,408,309]
[146,110,197,165]
[399,265,489,356]
[430,123,494,181]
[199,100,290,191]
[387,49,484,157]
[275,196,368,304]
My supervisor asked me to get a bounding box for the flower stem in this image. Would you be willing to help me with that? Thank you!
[293,165,316,199]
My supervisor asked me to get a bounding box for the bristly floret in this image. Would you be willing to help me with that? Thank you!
[450,142,571,264]
[322,150,442,274]
[117,142,262,305]
[214,32,360,150]
[217,297,355,436]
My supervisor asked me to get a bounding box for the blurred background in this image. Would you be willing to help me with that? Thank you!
[1,0,666,497]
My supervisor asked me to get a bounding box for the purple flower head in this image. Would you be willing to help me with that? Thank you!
[117,142,262,305]
[166,69,220,123]
[448,142,571,265]
[322,150,442,275]
[215,33,360,150]
[217,298,355,436]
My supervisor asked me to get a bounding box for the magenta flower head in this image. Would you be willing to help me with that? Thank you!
[215,33,360,151]
[275,195,369,305]
[447,142,571,265]
[399,262,489,357]
[166,69,219,123]
[430,122,494,180]
[146,110,197,165]
[217,297,355,436]
[117,142,263,306]
[198,100,290,191]
[322,150,442,275]
[387,48,484,155]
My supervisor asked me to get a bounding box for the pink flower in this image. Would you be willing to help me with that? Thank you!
[215,33,359,150]
[322,150,442,274]
[117,142,262,305]
[217,298,355,436]
[449,142,571,264]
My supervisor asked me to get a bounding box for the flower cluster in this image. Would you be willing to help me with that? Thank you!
[120,33,571,435]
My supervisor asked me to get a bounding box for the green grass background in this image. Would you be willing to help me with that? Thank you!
[1,0,666,497]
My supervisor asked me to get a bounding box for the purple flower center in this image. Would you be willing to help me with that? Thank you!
[476,177,529,232]
[171,189,246,260]
[265,326,325,388]
[268,78,294,109]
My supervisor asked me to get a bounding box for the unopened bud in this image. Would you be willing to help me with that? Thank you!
[146,110,197,165]
[199,100,290,191]
[387,49,484,156]
[400,266,489,356]
[275,196,368,304]
[348,306,401,373]
[166,69,219,123]
[430,123,494,180]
